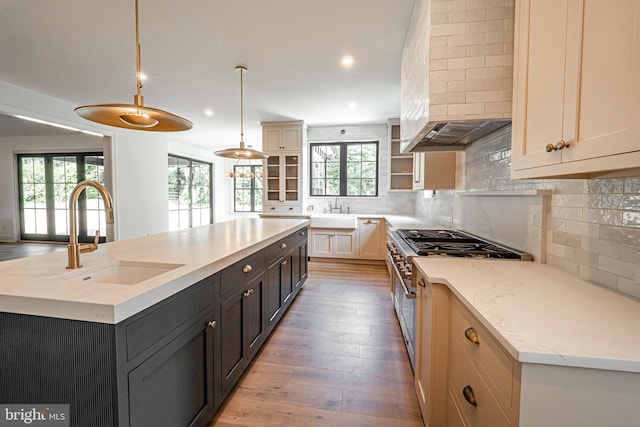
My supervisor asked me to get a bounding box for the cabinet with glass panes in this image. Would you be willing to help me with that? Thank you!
[262,121,304,213]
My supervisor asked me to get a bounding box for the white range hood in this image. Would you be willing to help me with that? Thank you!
[400,0,514,152]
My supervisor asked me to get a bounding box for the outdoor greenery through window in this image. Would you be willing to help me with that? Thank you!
[168,155,212,231]
[310,141,378,197]
[234,165,263,212]
[17,153,106,243]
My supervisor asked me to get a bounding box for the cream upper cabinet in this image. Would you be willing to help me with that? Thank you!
[512,0,640,179]
[413,152,458,191]
[261,121,303,152]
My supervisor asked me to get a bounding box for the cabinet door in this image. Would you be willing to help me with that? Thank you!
[293,243,307,290]
[245,273,266,360]
[309,230,333,257]
[128,312,216,427]
[358,218,383,259]
[512,0,567,172]
[562,0,640,163]
[265,156,281,202]
[263,127,283,151]
[262,125,302,151]
[334,231,356,257]
[266,259,284,327]
[280,251,294,306]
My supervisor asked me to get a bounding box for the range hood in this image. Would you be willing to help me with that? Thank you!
[405,119,511,152]
[400,0,514,153]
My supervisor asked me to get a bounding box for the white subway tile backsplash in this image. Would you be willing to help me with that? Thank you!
[415,126,640,299]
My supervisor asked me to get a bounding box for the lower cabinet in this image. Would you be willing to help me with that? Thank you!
[309,229,357,258]
[220,272,266,398]
[127,311,216,427]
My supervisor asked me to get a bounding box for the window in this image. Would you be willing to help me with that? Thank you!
[17,153,106,243]
[233,165,263,212]
[310,141,378,197]
[168,155,213,231]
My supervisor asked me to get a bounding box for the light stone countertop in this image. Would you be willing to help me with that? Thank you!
[0,218,308,324]
[413,257,640,373]
[260,213,440,229]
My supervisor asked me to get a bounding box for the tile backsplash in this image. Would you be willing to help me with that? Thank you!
[416,125,640,299]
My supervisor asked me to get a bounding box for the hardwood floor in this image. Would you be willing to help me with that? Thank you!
[210,262,423,426]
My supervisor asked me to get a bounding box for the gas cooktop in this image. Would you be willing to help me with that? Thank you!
[396,229,532,260]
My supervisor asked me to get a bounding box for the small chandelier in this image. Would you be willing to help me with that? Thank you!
[226,163,263,179]
[74,0,192,132]
[214,66,268,159]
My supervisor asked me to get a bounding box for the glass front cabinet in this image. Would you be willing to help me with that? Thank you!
[264,154,302,212]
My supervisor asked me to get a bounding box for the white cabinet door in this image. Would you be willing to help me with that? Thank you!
[309,229,356,258]
[262,123,302,151]
[357,218,384,259]
[512,0,640,178]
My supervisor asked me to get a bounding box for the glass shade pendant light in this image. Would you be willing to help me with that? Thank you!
[74,0,192,132]
[214,66,268,160]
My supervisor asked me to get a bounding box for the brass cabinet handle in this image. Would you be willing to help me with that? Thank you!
[207,320,217,329]
[418,278,426,288]
[462,385,477,407]
[299,231,305,236]
[280,243,287,249]
[464,327,479,344]
[243,289,254,298]
[546,140,570,152]
[242,264,252,273]
[281,259,288,266]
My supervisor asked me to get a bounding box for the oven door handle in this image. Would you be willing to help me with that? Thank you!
[387,253,416,300]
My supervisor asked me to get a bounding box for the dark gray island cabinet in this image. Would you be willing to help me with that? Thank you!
[0,227,308,427]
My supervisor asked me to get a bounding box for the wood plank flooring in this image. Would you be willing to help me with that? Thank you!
[210,262,423,427]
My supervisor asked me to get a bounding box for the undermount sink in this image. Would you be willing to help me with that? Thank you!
[54,260,184,285]
[309,213,358,229]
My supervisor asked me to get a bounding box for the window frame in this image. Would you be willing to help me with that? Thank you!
[232,164,263,213]
[309,141,379,197]
[168,154,213,231]
[17,152,105,243]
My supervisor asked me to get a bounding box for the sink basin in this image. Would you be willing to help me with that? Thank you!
[54,260,184,285]
[309,214,358,229]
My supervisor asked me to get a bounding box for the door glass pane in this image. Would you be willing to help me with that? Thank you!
[20,157,47,235]
[53,155,78,236]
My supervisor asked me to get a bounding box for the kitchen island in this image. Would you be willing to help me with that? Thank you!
[0,218,309,427]
[413,257,640,427]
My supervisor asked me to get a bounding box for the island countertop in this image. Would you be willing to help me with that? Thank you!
[0,218,308,324]
[413,257,640,373]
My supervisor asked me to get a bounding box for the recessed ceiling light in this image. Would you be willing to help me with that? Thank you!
[348,102,357,109]
[341,55,354,67]
[204,109,214,117]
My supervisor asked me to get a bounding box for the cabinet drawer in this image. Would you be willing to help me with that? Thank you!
[450,298,518,414]
[265,228,306,263]
[220,251,265,297]
[448,339,511,427]
[125,277,214,362]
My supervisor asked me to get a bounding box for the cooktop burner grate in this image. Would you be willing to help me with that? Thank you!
[397,229,531,260]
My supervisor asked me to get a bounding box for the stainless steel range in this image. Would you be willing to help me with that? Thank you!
[386,228,532,370]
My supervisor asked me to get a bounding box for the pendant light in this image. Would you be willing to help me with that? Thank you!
[214,66,268,160]
[74,0,192,132]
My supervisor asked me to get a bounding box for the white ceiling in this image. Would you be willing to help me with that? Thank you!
[0,0,415,149]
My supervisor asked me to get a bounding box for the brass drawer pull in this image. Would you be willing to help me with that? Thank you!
[207,320,217,329]
[464,327,479,344]
[281,259,288,266]
[242,264,252,273]
[462,385,477,407]
[299,231,305,236]
[243,288,254,298]
[280,243,287,249]
[418,278,426,288]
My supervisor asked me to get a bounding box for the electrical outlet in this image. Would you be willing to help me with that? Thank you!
[447,216,453,225]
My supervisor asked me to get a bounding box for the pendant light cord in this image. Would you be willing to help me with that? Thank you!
[135,0,142,101]
[239,66,245,146]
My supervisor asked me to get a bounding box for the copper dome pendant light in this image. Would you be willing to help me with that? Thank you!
[74,0,192,132]
[214,66,268,159]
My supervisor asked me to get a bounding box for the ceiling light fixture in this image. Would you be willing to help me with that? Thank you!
[214,66,268,160]
[74,0,192,132]
[341,55,355,67]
